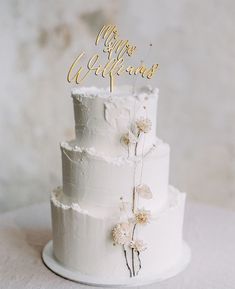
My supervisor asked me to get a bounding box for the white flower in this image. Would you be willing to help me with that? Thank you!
[121,131,137,146]
[135,184,153,199]
[129,239,147,252]
[112,223,132,245]
[135,209,151,225]
[136,118,152,133]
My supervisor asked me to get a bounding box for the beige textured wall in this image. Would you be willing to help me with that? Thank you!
[0,0,234,212]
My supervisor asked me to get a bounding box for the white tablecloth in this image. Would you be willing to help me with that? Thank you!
[0,201,235,289]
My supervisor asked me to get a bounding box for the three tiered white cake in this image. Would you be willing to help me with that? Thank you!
[43,86,190,286]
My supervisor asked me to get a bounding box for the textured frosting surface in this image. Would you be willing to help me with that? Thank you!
[60,139,170,212]
[50,85,187,281]
[72,86,158,157]
[51,186,185,279]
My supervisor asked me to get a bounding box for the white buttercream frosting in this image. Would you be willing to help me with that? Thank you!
[49,85,188,282]
[51,186,88,214]
[72,86,158,157]
[71,85,158,99]
[51,186,186,279]
[60,139,170,213]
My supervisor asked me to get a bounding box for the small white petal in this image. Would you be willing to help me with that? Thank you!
[135,208,151,225]
[136,184,153,199]
[136,118,152,133]
[121,131,137,146]
[129,239,147,252]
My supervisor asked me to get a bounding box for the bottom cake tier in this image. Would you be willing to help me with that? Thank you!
[48,186,188,283]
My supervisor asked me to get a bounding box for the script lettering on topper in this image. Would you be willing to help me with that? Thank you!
[67,24,159,92]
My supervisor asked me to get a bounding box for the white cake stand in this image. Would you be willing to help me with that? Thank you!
[42,240,191,287]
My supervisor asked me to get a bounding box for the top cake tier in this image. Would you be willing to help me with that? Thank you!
[72,86,158,157]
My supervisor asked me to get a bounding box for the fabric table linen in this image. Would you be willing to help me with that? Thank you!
[0,201,235,289]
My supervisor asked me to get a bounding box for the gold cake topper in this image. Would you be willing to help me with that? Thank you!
[67,24,159,92]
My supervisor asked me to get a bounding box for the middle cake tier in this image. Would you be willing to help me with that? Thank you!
[60,139,170,212]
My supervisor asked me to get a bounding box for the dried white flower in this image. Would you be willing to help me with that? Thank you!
[112,223,132,245]
[135,208,151,225]
[136,118,152,133]
[121,131,137,146]
[129,239,147,252]
[136,184,153,199]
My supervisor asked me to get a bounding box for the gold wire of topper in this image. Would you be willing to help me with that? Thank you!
[67,24,159,92]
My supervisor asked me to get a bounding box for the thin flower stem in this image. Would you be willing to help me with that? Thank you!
[132,160,138,213]
[132,187,135,213]
[132,223,137,239]
[140,133,146,183]
[139,108,147,182]
[134,131,140,156]
[123,245,132,277]
[136,251,142,275]
[131,248,135,277]
[131,223,137,277]
[132,131,141,213]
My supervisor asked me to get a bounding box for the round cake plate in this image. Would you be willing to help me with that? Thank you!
[42,240,191,287]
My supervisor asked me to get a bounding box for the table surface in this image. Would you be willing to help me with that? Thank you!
[0,201,235,289]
